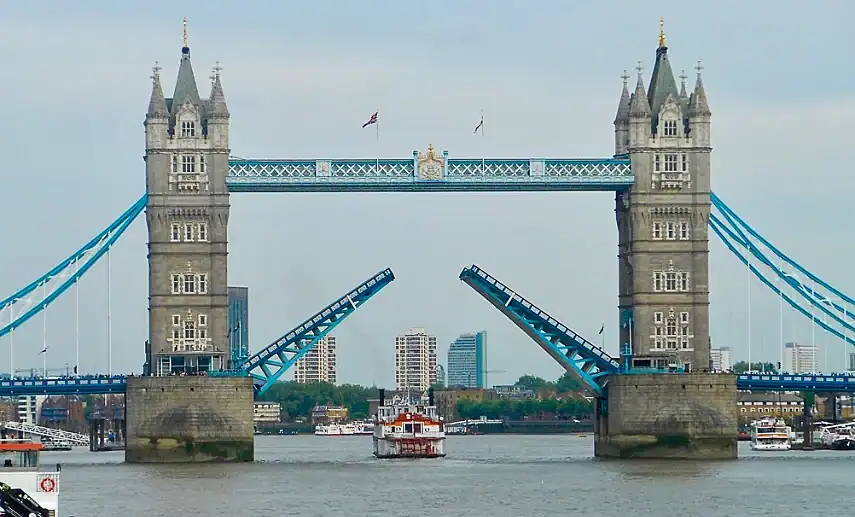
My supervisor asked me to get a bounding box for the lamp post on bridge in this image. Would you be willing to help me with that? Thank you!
[783,272,816,371]
[815,294,848,373]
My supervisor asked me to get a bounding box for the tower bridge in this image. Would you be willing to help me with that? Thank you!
[2,20,854,461]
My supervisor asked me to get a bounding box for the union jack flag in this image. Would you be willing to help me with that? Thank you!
[362,111,378,128]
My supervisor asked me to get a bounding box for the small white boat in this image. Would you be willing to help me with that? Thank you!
[0,438,60,516]
[750,417,791,451]
[314,423,356,436]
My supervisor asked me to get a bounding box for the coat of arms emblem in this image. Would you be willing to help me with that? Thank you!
[417,144,444,181]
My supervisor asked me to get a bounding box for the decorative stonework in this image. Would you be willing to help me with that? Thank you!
[416,144,445,181]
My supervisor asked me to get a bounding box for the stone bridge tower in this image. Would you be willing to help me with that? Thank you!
[144,20,231,376]
[614,21,712,372]
[128,21,252,464]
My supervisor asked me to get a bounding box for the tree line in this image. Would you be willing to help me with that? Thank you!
[256,372,591,422]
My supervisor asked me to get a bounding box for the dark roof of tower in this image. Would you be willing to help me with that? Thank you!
[647,45,680,120]
[146,66,169,119]
[171,48,201,113]
[629,74,651,117]
[613,76,631,125]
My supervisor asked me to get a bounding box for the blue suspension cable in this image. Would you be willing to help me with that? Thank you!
[0,197,146,339]
[0,195,147,311]
[710,204,855,332]
[710,217,855,347]
[712,193,855,310]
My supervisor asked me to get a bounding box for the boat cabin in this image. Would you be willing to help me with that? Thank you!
[0,440,43,470]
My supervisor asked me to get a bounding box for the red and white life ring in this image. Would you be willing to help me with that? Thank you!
[39,476,56,493]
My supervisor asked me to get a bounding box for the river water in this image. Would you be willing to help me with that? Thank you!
[55,435,852,516]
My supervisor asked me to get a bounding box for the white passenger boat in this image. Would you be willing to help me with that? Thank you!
[314,423,356,436]
[750,417,791,451]
[372,390,445,459]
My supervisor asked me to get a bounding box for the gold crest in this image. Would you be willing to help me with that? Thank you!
[417,144,444,180]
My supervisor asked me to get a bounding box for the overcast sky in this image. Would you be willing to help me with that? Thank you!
[0,1,852,384]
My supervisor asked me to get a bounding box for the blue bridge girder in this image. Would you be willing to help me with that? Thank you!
[0,375,128,397]
[459,265,620,397]
[226,155,633,192]
[240,268,395,396]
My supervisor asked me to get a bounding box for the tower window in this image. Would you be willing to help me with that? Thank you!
[199,156,206,173]
[666,222,675,240]
[654,155,661,172]
[171,274,181,295]
[183,274,196,294]
[679,221,690,240]
[199,314,207,326]
[198,223,208,242]
[182,155,196,173]
[198,274,208,294]
[170,223,180,242]
[172,156,178,173]
[181,121,196,138]
[184,223,194,241]
[663,120,678,137]
[664,154,679,172]
[652,222,662,240]
[682,154,688,172]
[183,321,196,340]
[172,315,181,326]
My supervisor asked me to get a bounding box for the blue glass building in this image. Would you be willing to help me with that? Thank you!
[228,286,249,368]
[447,331,487,388]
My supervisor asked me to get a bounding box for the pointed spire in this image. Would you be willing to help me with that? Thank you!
[629,62,651,117]
[208,62,230,119]
[614,70,631,125]
[678,69,688,99]
[147,62,168,119]
[688,60,711,116]
[171,17,201,113]
[646,18,680,118]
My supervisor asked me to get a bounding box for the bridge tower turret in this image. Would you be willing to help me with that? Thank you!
[144,19,231,376]
[615,20,712,372]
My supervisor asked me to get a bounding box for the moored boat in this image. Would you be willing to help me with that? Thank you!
[819,424,855,450]
[372,389,445,459]
[750,416,791,451]
[0,438,59,516]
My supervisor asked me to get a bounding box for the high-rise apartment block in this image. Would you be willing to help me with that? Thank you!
[294,336,337,384]
[395,328,437,392]
[783,342,819,374]
[447,331,487,388]
[710,346,732,372]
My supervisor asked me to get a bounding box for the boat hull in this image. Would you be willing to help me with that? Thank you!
[750,442,791,451]
[830,438,855,450]
[373,436,445,459]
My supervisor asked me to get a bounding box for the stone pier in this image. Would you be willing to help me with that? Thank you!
[125,376,254,463]
[594,373,737,459]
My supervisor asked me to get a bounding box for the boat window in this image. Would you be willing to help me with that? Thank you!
[404,423,413,433]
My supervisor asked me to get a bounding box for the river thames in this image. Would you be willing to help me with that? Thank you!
[58,434,853,516]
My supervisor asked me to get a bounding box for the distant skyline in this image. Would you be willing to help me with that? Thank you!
[0,1,852,387]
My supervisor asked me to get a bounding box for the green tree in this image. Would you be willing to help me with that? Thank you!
[515,375,553,391]
[555,372,583,394]
[732,361,778,374]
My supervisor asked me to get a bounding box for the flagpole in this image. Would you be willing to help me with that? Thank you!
[480,109,484,138]
[375,109,379,141]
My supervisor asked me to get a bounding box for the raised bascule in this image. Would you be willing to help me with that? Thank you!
[2,19,855,461]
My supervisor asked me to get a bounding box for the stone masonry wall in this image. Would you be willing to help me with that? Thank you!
[125,376,254,463]
[595,373,737,459]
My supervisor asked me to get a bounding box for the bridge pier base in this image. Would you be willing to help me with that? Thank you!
[125,376,255,463]
[594,373,738,459]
